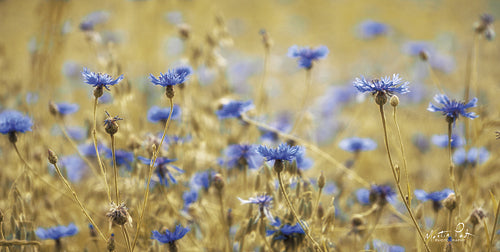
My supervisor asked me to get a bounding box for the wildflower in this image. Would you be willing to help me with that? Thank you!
[238,195,275,222]
[356,20,389,39]
[103,111,122,136]
[182,190,198,210]
[152,225,190,249]
[147,105,181,123]
[474,14,495,40]
[427,94,478,124]
[190,170,216,192]
[412,133,430,153]
[453,147,490,167]
[365,239,405,252]
[65,126,86,141]
[415,188,453,212]
[266,217,305,250]
[431,134,464,149]
[224,144,262,170]
[338,137,377,153]
[104,148,134,170]
[81,68,124,98]
[402,41,456,73]
[216,100,254,119]
[295,148,313,171]
[257,143,300,162]
[78,142,104,157]
[0,110,33,143]
[138,156,184,187]
[58,155,88,182]
[287,45,329,69]
[149,66,193,98]
[35,223,78,240]
[356,185,396,206]
[79,10,110,31]
[353,74,409,105]
[52,102,79,116]
[468,207,486,225]
[106,202,132,227]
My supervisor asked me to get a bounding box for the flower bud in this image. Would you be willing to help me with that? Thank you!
[468,207,486,225]
[48,149,58,165]
[390,95,399,107]
[107,233,115,251]
[49,101,58,116]
[318,171,326,190]
[443,193,457,211]
[273,159,284,173]
[213,173,224,191]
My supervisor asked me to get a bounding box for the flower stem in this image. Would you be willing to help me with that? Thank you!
[392,106,412,204]
[277,170,322,251]
[51,162,107,242]
[447,121,460,216]
[111,134,120,203]
[378,104,430,252]
[92,97,112,202]
[121,226,132,252]
[290,68,312,134]
[131,98,174,251]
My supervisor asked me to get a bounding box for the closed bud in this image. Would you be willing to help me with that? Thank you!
[317,203,324,219]
[318,171,325,189]
[468,207,486,226]
[390,95,399,107]
[419,50,429,61]
[94,86,104,98]
[351,214,364,228]
[48,149,58,165]
[443,193,457,211]
[48,101,58,116]
[213,173,224,191]
[107,233,115,252]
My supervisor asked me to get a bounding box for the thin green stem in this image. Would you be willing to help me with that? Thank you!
[378,104,430,252]
[131,98,174,251]
[111,134,120,203]
[392,106,412,204]
[51,162,107,242]
[277,171,322,251]
[92,97,112,202]
[290,68,312,134]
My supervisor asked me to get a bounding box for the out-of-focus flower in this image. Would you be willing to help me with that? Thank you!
[453,147,490,166]
[356,20,389,39]
[216,100,254,119]
[54,102,79,115]
[190,170,216,192]
[428,94,478,123]
[79,10,110,31]
[0,110,33,142]
[415,188,453,208]
[365,239,405,252]
[138,156,184,187]
[266,217,305,240]
[431,134,464,149]
[147,105,181,123]
[104,148,134,170]
[412,133,430,153]
[224,144,262,170]
[182,190,198,210]
[58,155,88,182]
[287,45,329,69]
[295,148,313,170]
[238,195,274,222]
[35,223,78,240]
[260,114,291,142]
[402,41,456,73]
[339,137,377,153]
[357,185,395,206]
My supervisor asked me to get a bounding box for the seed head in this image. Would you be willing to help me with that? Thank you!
[106,202,132,227]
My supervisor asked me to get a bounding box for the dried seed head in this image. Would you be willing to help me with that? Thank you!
[468,207,486,225]
[48,149,58,165]
[390,95,399,107]
[104,112,122,136]
[351,214,364,228]
[178,24,191,40]
[443,193,457,211]
[419,50,430,61]
[106,202,132,227]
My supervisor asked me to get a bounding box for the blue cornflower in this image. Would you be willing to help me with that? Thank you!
[190,170,216,192]
[287,45,329,69]
[365,239,405,252]
[338,137,377,153]
[147,105,181,123]
[216,100,254,119]
[152,225,190,245]
[81,68,124,91]
[78,142,104,157]
[0,110,33,135]
[182,189,198,210]
[257,143,301,162]
[58,155,88,182]
[149,66,193,87]
[412,133,430,153]
[415,188,453,212]
[104,148,134,170]
[428,94,478,123]
[238,195,275,222]
[266,217,305,241]
[295,148,313,171]
[65,126,86,141]
[453,147,490,167]
[357,185,396,206]
[224,144,263,170]
[353,74,410,105]
[138,156,184,187]
[431,134,464,149]
[54,102,79,115]
[356,20,389,39]
[35,223,78,240]
[79,10,109,31]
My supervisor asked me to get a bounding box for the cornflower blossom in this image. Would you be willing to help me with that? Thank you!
[0,110,33,143]
[415,188,453,211]
[238,195,275,223]
[58,155,88,182]
[287,45,329,69]
[147,105,181,123]
[149,66,192,87]
[431,134,465,149]
[81,68,124,91]
[266,217,305,241]
[365,239,405,252]
[152,225,190,246]
[53,102,79,115]
[338,137,377,153]
[353,74,409,105]
[356,20,389,39]
[257,143,300,162]
[104,148,134,170]
[35,223,78,240]
[356,185,396,206]
[224,144,262,170]
[427,94,478,124]
[453,147,490,167]
[295,148,313,171]
[216,100,254,119]
[190,170,216,192]
[182,190,198,210]
[138,156,184,187]
[78,142,104,157]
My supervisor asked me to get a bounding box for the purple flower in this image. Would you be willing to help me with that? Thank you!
[356,20,389,39]
[35,223,78,240]
[224,144,263,170]
[238,195,274,222]
[59,155,88,182]
[453,147,490,167]
[182,190,198,210]
[190,170,216,191]
[104,148,134,170]
[79,10,109,31]
[431,134,464,149]
[288,45,329,69]
[54,102,79,115]
[138,156,184,187]
[216,100,254,119]
[428,94,478,123]
[257,143,301,161]
[147,105,181,123]
[354,74,409,96]
[415,188,453,212]
[0,110,33,135]
[266,217,305,241]
[150,66,192,87]
[82,68,124,91]
[339,137,377,152]
[152,225,190,244]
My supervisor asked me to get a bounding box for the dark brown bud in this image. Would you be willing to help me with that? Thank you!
[318,171,326,189]
[48,149,58,165]
[213,173,224,190]
[166,85,175,99]
[469,207,486,225]
[107,233,115,252]
[317,203,324,219]
[375,92,388,106]
[443,193,457,211]
[419,50,429,61]
[273,159,284,173]
[178,24,191,40]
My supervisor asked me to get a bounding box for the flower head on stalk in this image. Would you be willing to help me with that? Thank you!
[415,188,454,212]
[427,94,478,124]
[35,223,78,240]
[82,68,124,98]
[287,45,329,69]
[257,143,301,173]
[152,225,190,250]
[353,74,409,105]
[0,110,33,143]
[150,66,193,99]
[238,195,275,223]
